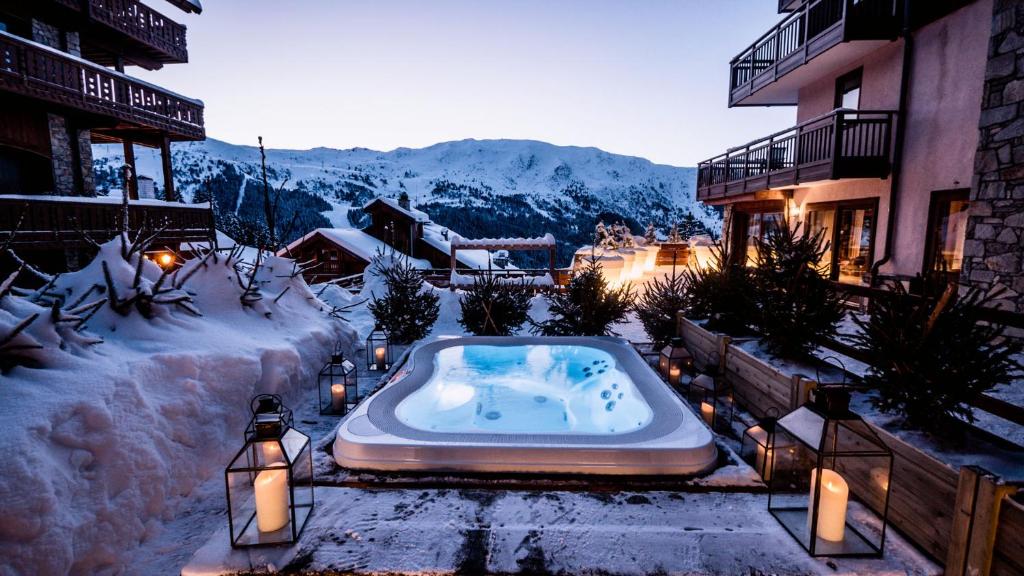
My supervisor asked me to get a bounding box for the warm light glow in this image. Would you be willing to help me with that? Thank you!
[330,383,346,412]
[755,443,773,482]
[157,253,173,267]
[700,401,714,425]
[808,468,849,543]
[254,466,289,533]
[374,346,387,368]
[260,441,283,464]
[669,367,681,385]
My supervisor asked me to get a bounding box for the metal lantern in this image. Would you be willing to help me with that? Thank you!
[691,371,733,430]
[658,337,693,387]
[768,387,893,557]
[225,395,314,547]
[318,347,358,416]
[366,325,392,371]
[740,408,792,482]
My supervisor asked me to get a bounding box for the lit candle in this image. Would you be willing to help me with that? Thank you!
[669,367,681,385]
[331,383,346,412]
[254,465,289,533]
[755,443,773,482]
[260,441,282,465]
[807,468,849,542]
[374,346,386,369]
[700,401,714,425]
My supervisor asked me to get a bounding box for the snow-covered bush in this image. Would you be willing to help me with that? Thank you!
[851,282,1023,433]
[532,257,633,336]
[752,223,843,358]
[633,267,688,346]
[367,253,439,343]
[458,274,532,336]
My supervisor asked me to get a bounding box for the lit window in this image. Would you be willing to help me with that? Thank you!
[805,200,876,285]
[925,190,970,277]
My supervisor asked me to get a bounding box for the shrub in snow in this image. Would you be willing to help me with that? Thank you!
[532,257,633,336]
[751,223,843,358]
[680,242,756,336]
[633,267,688,346]
[851,282,1023,433]
[367,254,439,343]
[458,274,532,336]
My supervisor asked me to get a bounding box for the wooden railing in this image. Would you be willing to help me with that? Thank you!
[0,196,215,250]
[696,109,894,201]
[729,0,899,105]
[88,0,189,62]
[0,31,204,139]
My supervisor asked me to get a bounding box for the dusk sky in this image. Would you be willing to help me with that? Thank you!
[144,1,796,167]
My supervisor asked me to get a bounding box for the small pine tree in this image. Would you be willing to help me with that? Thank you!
[634,267,688,346]
[532,258,634,336]
[680,241,756,335]
[368,256,440,343]
[458,275,532,336]
[752,223,843,358]
[644,223,657,245]
[668,223,682,243]
[595,221,615,249]
[851,282,1023,433]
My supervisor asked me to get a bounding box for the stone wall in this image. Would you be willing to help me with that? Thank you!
[962,0,1024,314]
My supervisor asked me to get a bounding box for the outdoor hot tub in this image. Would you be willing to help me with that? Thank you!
[333,336,717,475]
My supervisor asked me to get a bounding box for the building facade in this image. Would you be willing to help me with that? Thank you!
[698,0,1024,312]
[0,0,212,274]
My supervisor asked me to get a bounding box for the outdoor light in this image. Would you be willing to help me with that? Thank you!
[366,326,392,371]
[318,345,358,415]
[768,387,893,557]
[740,408,792,482]
[225,394,314,547]
[691,370,732,430]
[659,337,693,387]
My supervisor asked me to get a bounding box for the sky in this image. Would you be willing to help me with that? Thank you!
[141,0,796,167]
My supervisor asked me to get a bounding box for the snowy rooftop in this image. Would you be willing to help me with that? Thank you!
[363,197,430,223]
[0,193,210,209]
[281,228,431,268]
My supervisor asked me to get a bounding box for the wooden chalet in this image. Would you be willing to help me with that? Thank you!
[0,0,213,275]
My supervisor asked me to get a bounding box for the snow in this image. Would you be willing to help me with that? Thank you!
[449,270,554,287]
[279,228,431,269]
[451,232,556,248]
[362,197,429,222]
[0,238,354,574]
[0,192,210,210]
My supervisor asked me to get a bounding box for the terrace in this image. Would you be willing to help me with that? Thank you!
[696,109,894,202]
[45,0,189,66]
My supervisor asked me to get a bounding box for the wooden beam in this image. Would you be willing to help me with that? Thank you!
[160,136,175,201]
[122,139,138,200]
[946,466,1019,576]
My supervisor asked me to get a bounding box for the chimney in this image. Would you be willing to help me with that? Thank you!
[398,191,411,210]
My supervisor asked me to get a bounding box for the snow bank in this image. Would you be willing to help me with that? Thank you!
[0,239,354,574]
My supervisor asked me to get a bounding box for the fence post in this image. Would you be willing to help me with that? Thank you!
[789,374,815,411]
[946,466,1019,576]
[717,334,731,376]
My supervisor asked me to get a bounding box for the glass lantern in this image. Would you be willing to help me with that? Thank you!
[658,337,693,388]
[691,371,733,430]
[366,325,392,371]
[318,348,358,416]
[226,395,314,548]
[768,387,893,557]
[740,408,793,482]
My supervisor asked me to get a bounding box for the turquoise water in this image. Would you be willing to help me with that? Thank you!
[395,344,653,434]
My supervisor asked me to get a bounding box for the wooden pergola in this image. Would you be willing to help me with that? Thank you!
[448,234,557,287]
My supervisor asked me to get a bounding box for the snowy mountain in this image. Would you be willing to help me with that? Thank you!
[93,138,719,266]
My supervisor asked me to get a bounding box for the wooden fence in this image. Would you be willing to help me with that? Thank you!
[676,315,1022,573]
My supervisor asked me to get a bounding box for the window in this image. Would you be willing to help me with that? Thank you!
[834,68,862,111]
[730,203,785,266]
[804,199,877,285]
[923,189,970,279]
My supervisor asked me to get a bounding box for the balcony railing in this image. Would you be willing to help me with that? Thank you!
[0,195,215,250]
[729,0,899,106]
[88,0,189,63]
[0,30,204,140]
[696,109,895,201]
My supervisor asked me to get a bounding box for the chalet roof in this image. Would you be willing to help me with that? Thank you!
[281,228,431,268]
[421,223,501,269]
[166,0,203,14]
[362,197,430,223]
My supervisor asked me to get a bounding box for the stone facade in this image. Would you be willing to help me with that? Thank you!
[962,0,1024,314]
[47,114,76,196]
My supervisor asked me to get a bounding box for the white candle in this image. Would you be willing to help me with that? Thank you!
[374,346,386,368]
[331,383,346,412]
[755,443,773,482]
[669,367,681,385]
[254,466,289,533]
[260,441,282,465]
[700,401,714,425]
[807,468,849,542]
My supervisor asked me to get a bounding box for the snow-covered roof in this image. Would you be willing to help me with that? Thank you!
[0,193,210,209]
[281,228,431,268]
[451,233,556,249]
[363,197,430,223]
[182,230,238,252]
[421,223,502,270]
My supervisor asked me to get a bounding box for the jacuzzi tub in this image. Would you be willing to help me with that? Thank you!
[333,336,717,475]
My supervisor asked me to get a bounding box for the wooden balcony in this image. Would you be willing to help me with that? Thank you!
[0,194,214,251]
[729,0,900,107]
[85,0,189,64]
[696,109,895,202]
[0,30,204,141]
